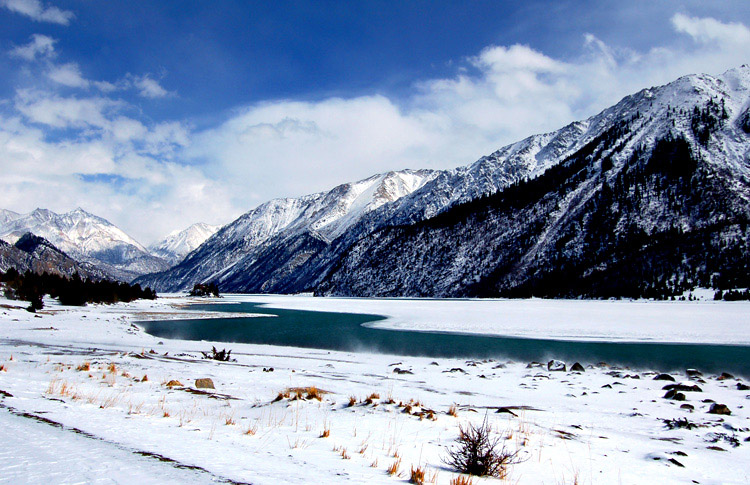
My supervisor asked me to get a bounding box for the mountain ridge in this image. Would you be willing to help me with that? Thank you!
[138,66,750,296]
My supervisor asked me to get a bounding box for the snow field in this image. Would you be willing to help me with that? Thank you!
[0,295,749,484]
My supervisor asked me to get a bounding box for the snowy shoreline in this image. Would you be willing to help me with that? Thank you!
[1,294,749,484]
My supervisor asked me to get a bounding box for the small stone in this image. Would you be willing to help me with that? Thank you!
[164,380,182,387]
[654,373,676,382]
[526,361,544,369]
[686,369,702,377]
[737,382,750,391]
[548,360,566,372]
[570,362,585,372]
[668,458,685,467]
[717,372,734,381]
[680,404,694,411]
[708,403,731,415]
[195,378,215,389]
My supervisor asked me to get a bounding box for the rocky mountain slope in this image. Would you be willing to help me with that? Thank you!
[0,208,169,281]
[148,223,220,265]
[320,68,750,297]
[139,66,750,297]
[0,233,108,280]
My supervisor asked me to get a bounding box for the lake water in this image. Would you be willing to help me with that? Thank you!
[140,301,750,377]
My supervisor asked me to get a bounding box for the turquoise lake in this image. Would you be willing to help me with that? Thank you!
[139,301,750,377]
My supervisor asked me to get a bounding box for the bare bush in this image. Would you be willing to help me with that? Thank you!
[443,417,522,478]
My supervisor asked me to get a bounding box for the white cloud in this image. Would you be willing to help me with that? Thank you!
[47,62,89,88]
[15,90,118,129]
[10,34,56,60]
[672,13,750,46]
[132,75,171,99]
[0,0,73,25]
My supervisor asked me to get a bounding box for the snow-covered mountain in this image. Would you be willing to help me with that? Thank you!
[148,223,220,265]
[136,169,438,291]
[0,208,169,281]
[320,67,750,297]
[0,233,108,280]
[138,66,750,296]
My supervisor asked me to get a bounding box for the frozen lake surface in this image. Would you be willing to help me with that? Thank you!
[142,295,750,376]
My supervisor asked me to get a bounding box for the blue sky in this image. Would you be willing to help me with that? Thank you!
[0,0,749,243]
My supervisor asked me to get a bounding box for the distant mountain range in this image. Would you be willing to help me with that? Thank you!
[0,208,217,281]
[148,223,220,265]
[136,66,750,297]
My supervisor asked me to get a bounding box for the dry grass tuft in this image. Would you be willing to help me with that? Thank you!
[320,426,331,438]
[225,415,236,426]
[449,476,474,485]
[340,448,350,460]
[107,363,117,374]
[305,386,323,401]
[164,380,182,387]
[387,458,402,476]
[364,392,380,405]
[273,390,291,402]
[0,364,6,372]
[76,362,90,372]
[358,444,368,454]
[141,375,148,382]
[121,371,131,378]
[347,395,357,407]
[371,458,379,468]
[448,404,459,417]
[163,410,171,418]
[410,465,426,485]
[244,423,258,436]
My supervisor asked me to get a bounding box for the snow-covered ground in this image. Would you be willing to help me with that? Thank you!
[245,293,750,345]
[1,294,749,484]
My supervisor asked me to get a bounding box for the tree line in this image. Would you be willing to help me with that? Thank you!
[0,268,157,311]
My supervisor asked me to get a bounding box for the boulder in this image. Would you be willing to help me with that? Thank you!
[654,373,676,382]
[547,360,566,372]
[663,383,702,392]
[664,389,686,401]
[737,382,750,391]
[570,362,585,372]
[708,403,731,415]
[686,369,703,377]
[195,378,215,389]
[717,372,734,381]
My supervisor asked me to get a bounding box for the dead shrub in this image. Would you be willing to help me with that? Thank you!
[443,417,522,478]
[201,346,235,362]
